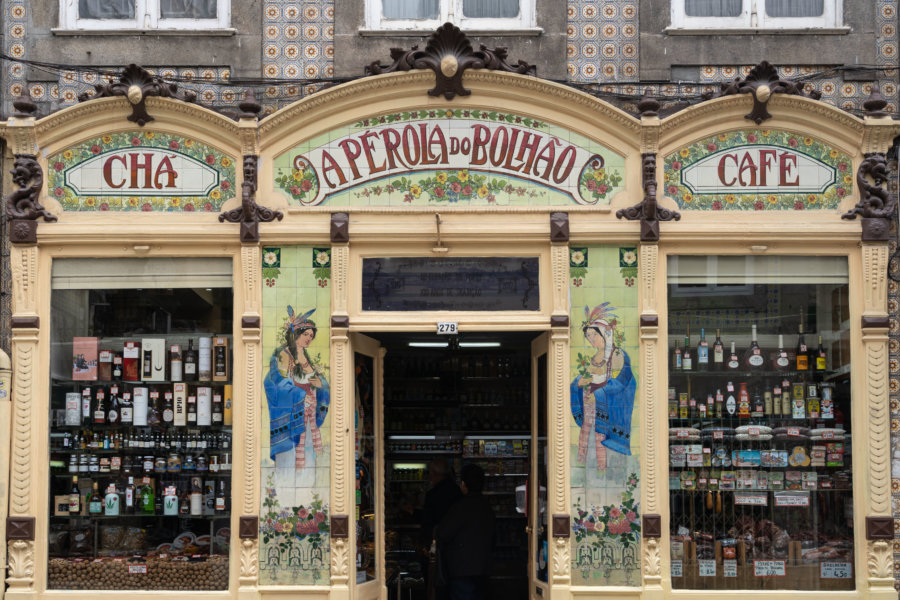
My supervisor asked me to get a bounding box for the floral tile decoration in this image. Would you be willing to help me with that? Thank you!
[663,129,853,211]
[569,245,641,586]
[47,131,236,212]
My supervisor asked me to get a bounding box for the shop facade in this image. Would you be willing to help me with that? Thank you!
[2,36,899,600]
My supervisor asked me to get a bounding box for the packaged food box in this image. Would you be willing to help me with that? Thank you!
[768,472,784,489]
[760,450,788,467]
[802,471,818,489]
[732,450,761,467]
[786,471,803,490]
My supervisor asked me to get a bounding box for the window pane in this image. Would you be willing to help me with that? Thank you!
[766,0,823,17]
[161,0,218,18]
[462,0,520,18]
[667,255,854,591]
[78,0,135,19]
[684,0,742,16]
[383,0,439,19]
[354,353,376,583]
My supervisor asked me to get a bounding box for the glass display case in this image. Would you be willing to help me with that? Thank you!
[667,255,853,591]
[47,258,233,590]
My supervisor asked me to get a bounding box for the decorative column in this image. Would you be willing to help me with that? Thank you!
[548,213,571,595]
[238,244,262,598]
[329,214,353,599]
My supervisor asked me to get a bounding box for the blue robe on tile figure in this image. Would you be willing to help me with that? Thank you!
[571,304,636,467]
[264,306,330,466]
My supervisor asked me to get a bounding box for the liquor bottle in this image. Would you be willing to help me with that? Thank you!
[671,336,682,371]
[815,335,827,370]
[142,347,153,380]
[726,342,740,371]
[169,344,183,382]
[140,477,155,514]
[215,480,227,513]
[147,390,162,426]
[198,337,212,381]
[774,334,790,371]
[725,383,737,416]
[682,327,693,372]
[223,385,233,426]
[123,341,141,382]
[104,484,120,516]
[796,324,809,371]
[81,388,92,425]
[744,324,765,370]
[737,382,751,417]
[715,389,724,418]
[187,394,197,426]
[197,387,212,426]
[163,485,179,516]
[781,380,791,416]
[112,353,123,380]
[162,392,175,426]
[190,477,203,516]
[179,485,191,515]
[183,339,198,382]
[212,391,223,425]
[69,476,81,515]
[93,389,106,425]
[107,385,120,425]
[213,336,229,382]
[88,482,103,515]
[712,329,725,370]
[124,476,136,514]
[120,392,133,425]
[751,391,764,417]
[696,328,709,371]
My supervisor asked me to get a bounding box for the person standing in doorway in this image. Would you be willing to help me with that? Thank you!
[436,463,495,600]
[421,458,462,551]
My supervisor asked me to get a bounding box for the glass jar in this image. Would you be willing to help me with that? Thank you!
[167,453,182,473]
[89,455,99,473]
[142,455,155,473]
[154,456,167,473]
[196,454,208,472]
[182,454,196,471]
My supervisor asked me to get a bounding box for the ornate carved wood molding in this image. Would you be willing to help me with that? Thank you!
[365,22,535,100]
[861,244,889,317]
[549,330,571,585]
[7,154,56,245]
[330,328,352,590]
[616,153,680,242]
[863,327,890,514]
[218,155,283,243]
[842,153,895,241]
[6,539,34,589]
[702,60,821,125]
[78,64,199,127]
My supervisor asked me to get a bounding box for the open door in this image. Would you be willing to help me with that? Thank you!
[351,333,386,600]
[530,333,550,598]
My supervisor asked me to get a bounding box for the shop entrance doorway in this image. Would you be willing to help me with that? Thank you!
[352,331,550,600]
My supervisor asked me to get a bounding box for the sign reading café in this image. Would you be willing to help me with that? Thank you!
[272,110,627,207]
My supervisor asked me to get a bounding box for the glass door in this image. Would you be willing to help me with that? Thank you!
[351,333,384,599]
[530,333,549,598]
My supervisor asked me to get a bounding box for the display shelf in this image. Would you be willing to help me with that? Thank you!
[50,514,229,520]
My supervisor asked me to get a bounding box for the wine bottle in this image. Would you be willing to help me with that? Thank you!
[672,336,683,371]
[726,342,740,371]
[212,390,223,425]
[81,388,92,425]
[112,353,123,380]
[183,339,198,382]
[696,328,709,371]
[88,482,103,515]
[796,324,809,371]
[712,329,724,370]
[120,392,133,425]
[124,477,136,514]
[162,392,174,426]
[93,390,106,425]
[142,347,153,380]
[682,327,693,372]
[170,344,183,382]
[774,334,790,371]
[107,385,120,425]
[816,335,827,370]
[187,394,198,426]
[69,476,81,515]
[179,485,190,515]
[744,324,765,369]
[215,480,227,513]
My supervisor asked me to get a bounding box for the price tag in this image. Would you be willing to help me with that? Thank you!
[436,322,458,335]
[735,492,768,506]
[713,430,724,439]
[710,478,718,486]
[820,562,852,579]
[128,564,148,575]
[748,427,760,436]
[723,560,738,577]
[774,387,782,395]
[671,561,683,578]
[787,427,800,436]
[727,383,734,392]
[823,431,835,440]
[698,559,716,577]
[676,430,689,438]
[774,492,810,507]
[754,560,786,577]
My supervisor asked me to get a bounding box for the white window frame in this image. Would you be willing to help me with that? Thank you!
[365,0,536,33]
[669,0,842,31]
[59,0,231,31]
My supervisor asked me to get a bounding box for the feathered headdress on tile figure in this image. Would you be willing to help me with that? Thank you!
[582,303,618,330]
[284,305,316,335]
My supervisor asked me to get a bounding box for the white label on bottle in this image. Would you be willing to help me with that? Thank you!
[197,387,212,426]
[698,560,716,577]
[714,347,724,362]
[820,562,852,579]
[698,344,708,363]
[216,498,226,510]
[749,354,764,367]
[121,407,132,423]
[682,356,692,370]
[727,358,739,368]
[671,561,683,578]
[108,410,118,422]
[94,410,105,422]
[723,560,738,578]
[66,393,82,425]
[123,344,140,359]
[754,560,786,577]
[163,409,174,422]
[171,360,182,381]
[185,362,196,375]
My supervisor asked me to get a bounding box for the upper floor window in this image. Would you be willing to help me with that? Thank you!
[670,0,841,30]
[60,0,231,30]
[366,0,536,32]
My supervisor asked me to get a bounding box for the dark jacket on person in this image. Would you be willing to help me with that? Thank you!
[435,493,495,578]
[421,477,463,547]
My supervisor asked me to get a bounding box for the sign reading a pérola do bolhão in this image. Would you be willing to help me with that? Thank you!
[273,110,626,207]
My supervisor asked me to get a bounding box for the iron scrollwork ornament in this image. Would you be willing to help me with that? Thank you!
[842,152,895,242]
[219,155,283,243]
[78,64,198,127]
[616,153,680,241]
[703,60,821,125]
[6,154,56,244]
[365,22,536,100]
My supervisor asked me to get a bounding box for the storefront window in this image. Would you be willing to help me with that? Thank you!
[48,258,233,590]
[667,255,853,591]
[355,352,376,583]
